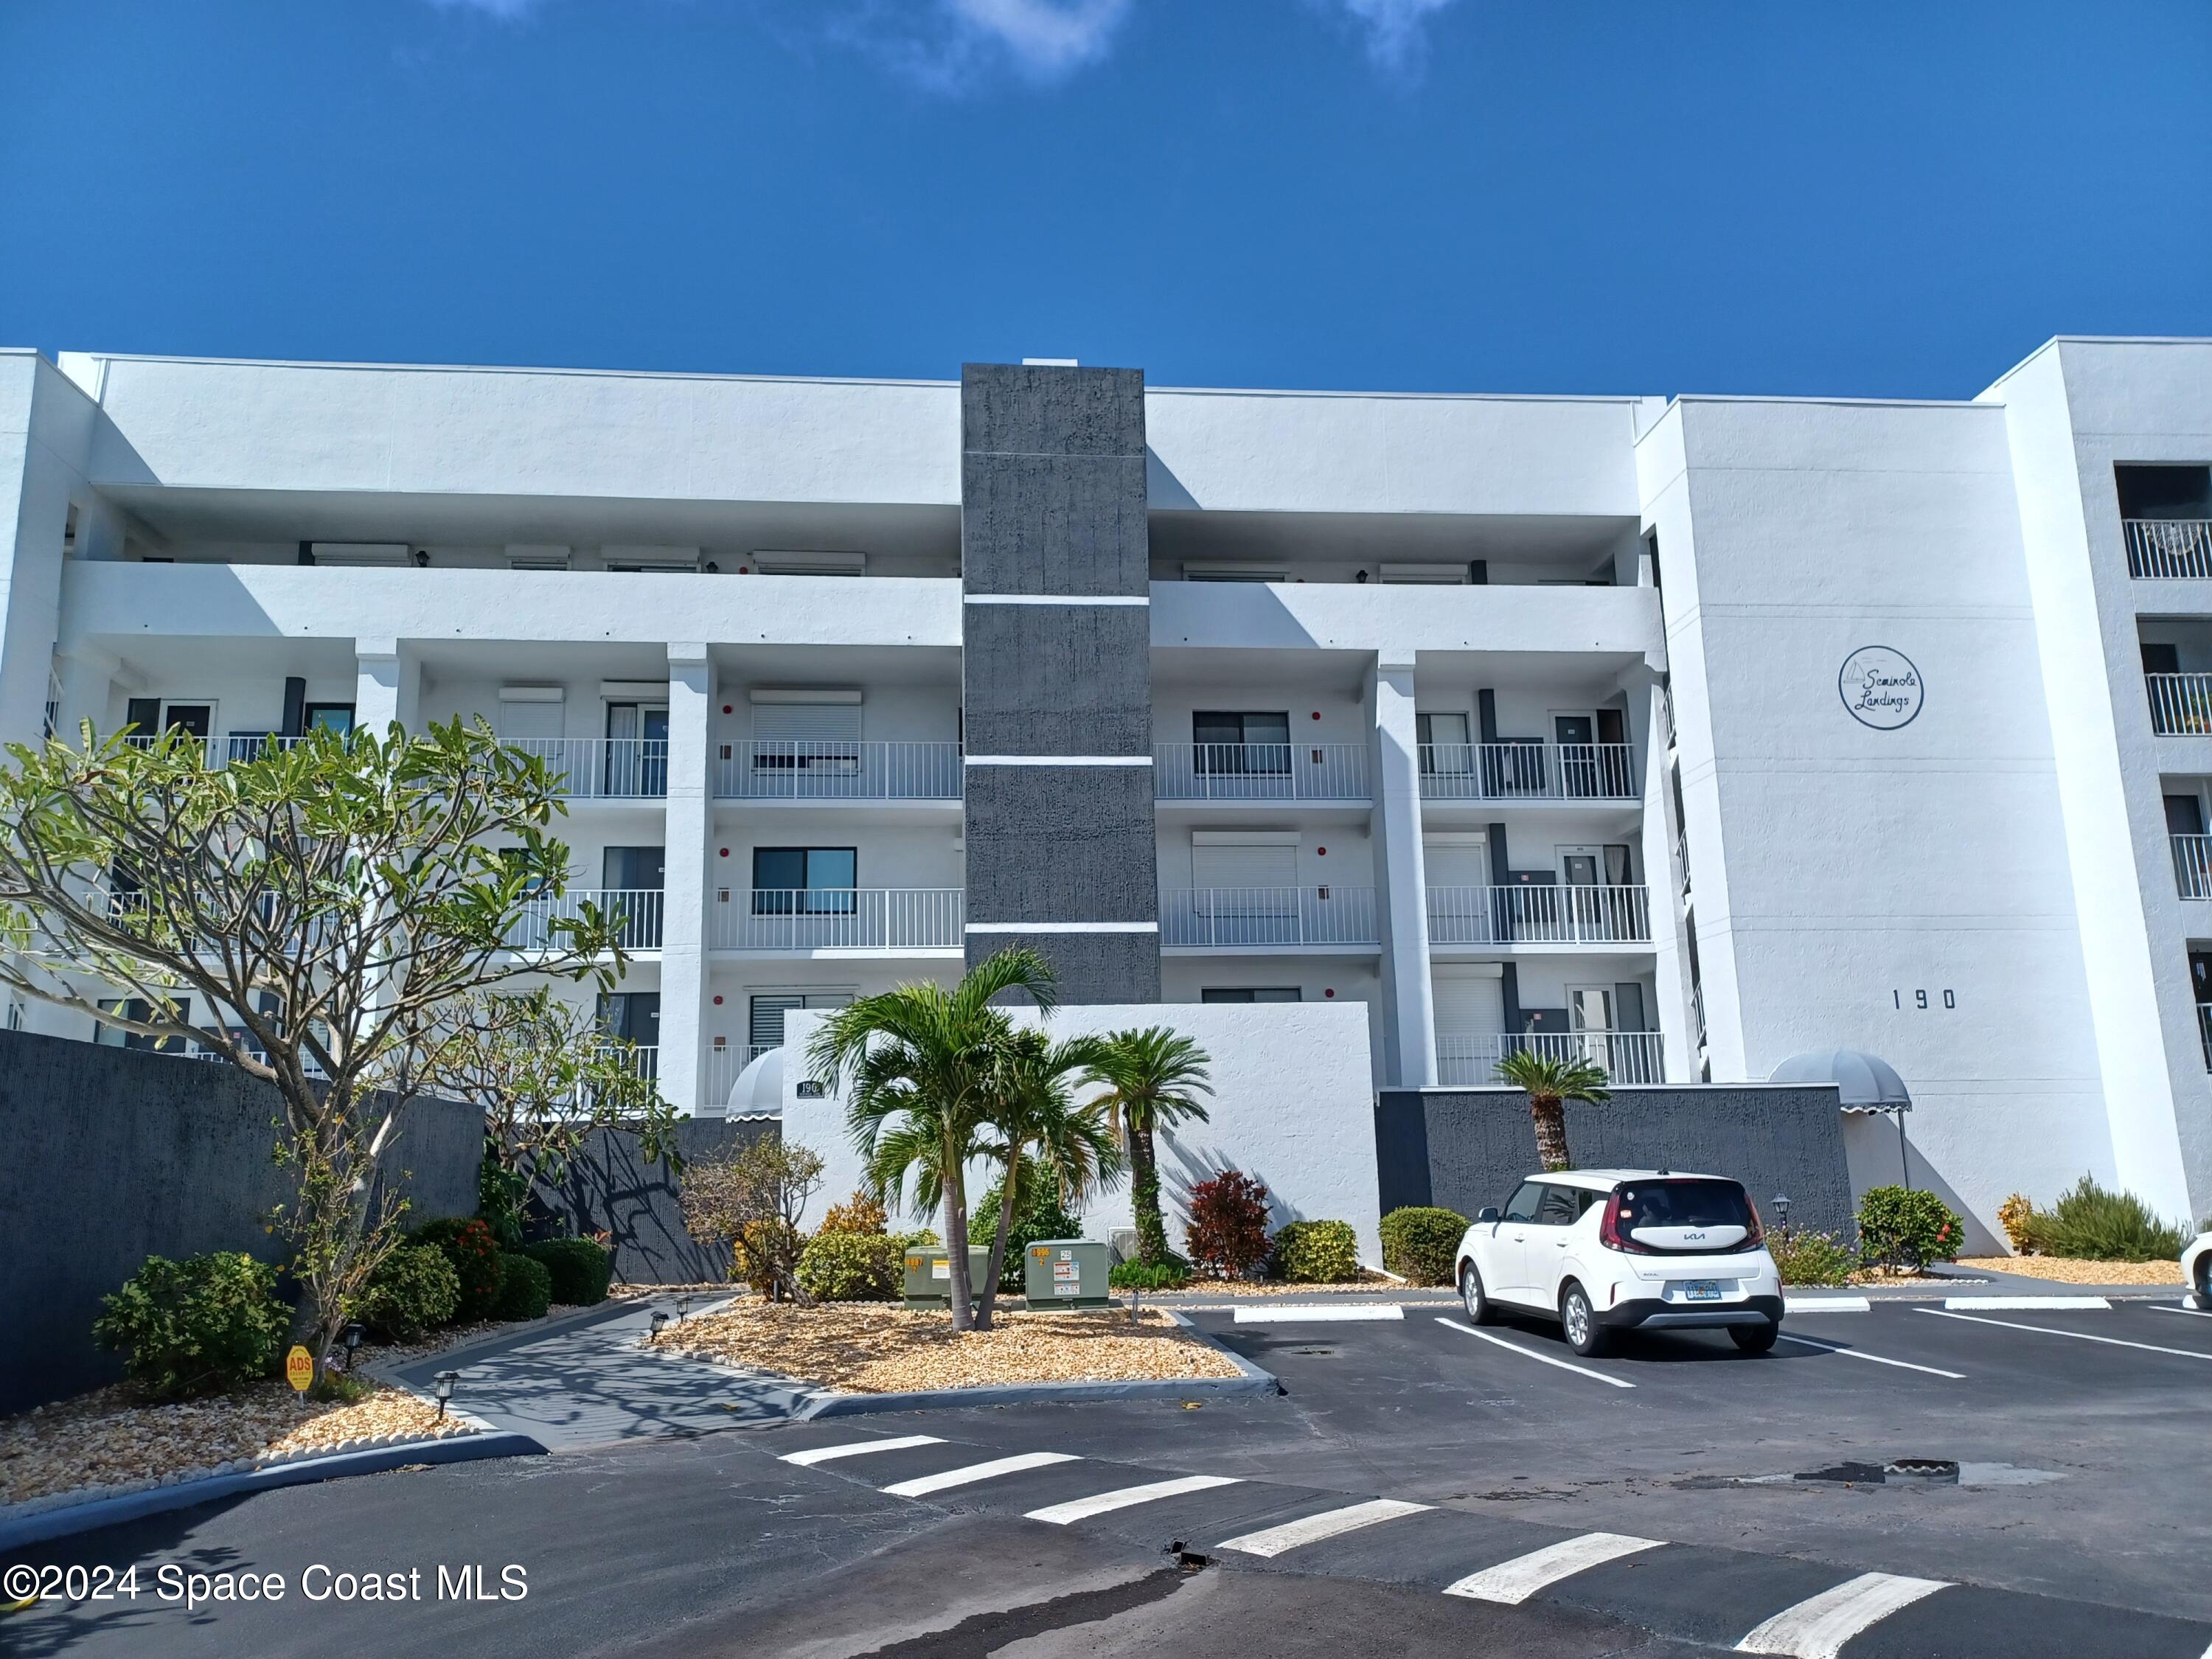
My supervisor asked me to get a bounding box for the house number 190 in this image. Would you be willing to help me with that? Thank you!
[1894,990,1956,1009]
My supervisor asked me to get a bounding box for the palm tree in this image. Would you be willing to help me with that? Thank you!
[1082,1027,1212,1267]
[972,1028,1122,1328]
[1494,1048,1610,1172]
[806,947,1055,1333]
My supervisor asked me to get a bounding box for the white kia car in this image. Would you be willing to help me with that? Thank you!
[2182,1231,2212,1306]
[1454,1169,1785,1357]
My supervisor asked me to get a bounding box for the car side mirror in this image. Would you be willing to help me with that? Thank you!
[1476,1206,1502,1225]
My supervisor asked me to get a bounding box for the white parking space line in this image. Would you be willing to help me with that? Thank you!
[1442,1532,1665,1604]
[1773,1332,1966,1380]
[1733,1571,1950,1658]
[779,1434,945,1467]
[1434,1318,1635,1388]
[2146,1303,2212,1321]
[1215,1498,1431,1558]
[1943,1295,2110,1311]
[1783,1296,1871,1313]
[1918,1307,2212,1360]
[1024,1475,1242,1524]
[880,1451,1080,1498]
[1234,1304,1405,1324]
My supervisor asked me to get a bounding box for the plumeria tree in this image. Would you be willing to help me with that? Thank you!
[0,720,629,1384]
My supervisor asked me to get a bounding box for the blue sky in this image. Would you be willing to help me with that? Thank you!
[4,1,2209,398]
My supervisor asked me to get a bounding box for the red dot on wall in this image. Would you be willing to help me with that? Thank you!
[718,847,728,857]
[1325,988,1336,998]
[1316,846,1326,856]
[1311,711,1321,720]
[722,703,733,714]
[712,995,723,1006]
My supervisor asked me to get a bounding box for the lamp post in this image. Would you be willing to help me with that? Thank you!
[432,1370,459,1422]
[341,1323,364,1372]
[648,1310,669,1346]
[1772,1194,1792,1244]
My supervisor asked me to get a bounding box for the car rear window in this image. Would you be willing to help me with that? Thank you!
[1614,1179,1753,1232]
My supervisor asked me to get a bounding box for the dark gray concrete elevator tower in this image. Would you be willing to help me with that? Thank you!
[959,362,1161,1002]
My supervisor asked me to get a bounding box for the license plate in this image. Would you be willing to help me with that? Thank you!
[1680,1281,1722,1302]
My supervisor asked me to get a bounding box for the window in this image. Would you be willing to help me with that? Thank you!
[1193,711,1290,775]
[1183,564,1285,582]
[1379,563,1474,585]
[751,692,862,775]
[752,550,865,576]
[752,847,858,914]
[125,699,212,740]
[1534,1185,1583,1227]
[1501,1180,1545,1224]
[748,991,852,1054]
[1200,987,1302,1004]
[1416,712,1472,775]
[303,703,355,735]
[2115,465,2212,521]
[604,702,669,795]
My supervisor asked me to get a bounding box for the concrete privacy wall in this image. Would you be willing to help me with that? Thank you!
[1374,1084,1854,1236]
[0,1029,481,1415]
[529,1116,778,1286]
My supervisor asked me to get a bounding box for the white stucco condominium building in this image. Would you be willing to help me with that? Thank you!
[3,340,2211,1241]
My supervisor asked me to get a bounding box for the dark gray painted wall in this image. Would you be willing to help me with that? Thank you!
[529,1117,779,1287]
[1374,1084,1854,1235]
[0,1030,480,1414]
[961,361,1159,1003]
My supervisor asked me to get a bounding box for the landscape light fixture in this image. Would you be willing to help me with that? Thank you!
[1772,1194,1792,1240]
[649,1310,669,1343]
[432,1370,459,1421]
[342,1323,364,1367]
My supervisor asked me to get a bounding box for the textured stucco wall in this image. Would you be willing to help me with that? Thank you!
[0,1031,480,1413]
[1374,1083,1854,1237]
[530,1117,778,1287]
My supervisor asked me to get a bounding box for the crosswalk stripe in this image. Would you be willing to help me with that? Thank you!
[1215,1498,1431,1558]
[1441,1532,1664,1604]
[779,1435,945,1467]
[1024,1475,1242,1524]
[1733,1571,1950,1658]
[880,1451,1080,1498]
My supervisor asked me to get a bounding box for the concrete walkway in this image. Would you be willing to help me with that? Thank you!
[385,1297,814,1451]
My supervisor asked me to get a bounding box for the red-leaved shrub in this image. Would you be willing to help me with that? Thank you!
[1185,1172,1271,1279]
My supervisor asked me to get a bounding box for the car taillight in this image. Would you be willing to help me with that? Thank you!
[1741,1198,1764,1251]
[1598,1190,1653,1253]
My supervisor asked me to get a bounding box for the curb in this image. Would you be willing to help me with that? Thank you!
[0,1431,546,1551]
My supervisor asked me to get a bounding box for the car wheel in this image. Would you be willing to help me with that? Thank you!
[1458,1262,1494,1324]
[1560,1284,1609,1357]
[1730,1321,1780,1355]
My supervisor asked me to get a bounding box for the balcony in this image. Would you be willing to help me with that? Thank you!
[1437,1031,1666,1086]
[505,738,668,799]
[2174,835,2212,900]
[2146,674,2212,736]
[711,888,964,952]
[1155,743,1370,802]
[1419,743,1638,801]
[2126,521,2212,581]
[1159,886,1378,948]
[504,888,665,952]
[703,1043,783,1114]
[1426,885,1652,946]
[715,741,962,801]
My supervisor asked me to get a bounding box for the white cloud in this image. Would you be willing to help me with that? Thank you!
[1332,0,1458,69]
[826,0,1133,91]
[423,0,543,18]
[945,0,1132,77]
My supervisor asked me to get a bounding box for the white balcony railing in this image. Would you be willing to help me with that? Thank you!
[1158,886,1379,947]
[2174,835,2212,899]
[1154,744,1371,801]
[2126,520,2212,581]
[1426,885,1652,945]
[712,888,963,951]
[503,737,669,799]
[1419,743,1638,801]
[504,888,664,951]
[2146,673,2212,736]
[701,1043,783,1113]
[1437,1031,1666,1086]
[715,741,963,801]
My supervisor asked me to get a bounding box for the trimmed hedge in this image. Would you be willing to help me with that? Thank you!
[92,1252,291,1402]
[357,1243,462,1341]
[1269,1219,1360,1284]
[797,1231,902,1301]
[493,1253,554,1323]
[1855,1186,1964,1271]
[1109,1256,1191,1292]
[522,1237,613,1307]
[411,1217,504,1321]
[1379,1207,1467,1285]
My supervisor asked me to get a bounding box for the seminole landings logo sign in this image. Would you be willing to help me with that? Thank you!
[1838,646,1924,731]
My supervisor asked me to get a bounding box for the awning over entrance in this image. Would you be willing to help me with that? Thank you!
[1768,1048,1912,1113]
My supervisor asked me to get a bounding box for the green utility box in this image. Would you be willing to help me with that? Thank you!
[1023,1239,1111,1309]
[901,1245,993,1311]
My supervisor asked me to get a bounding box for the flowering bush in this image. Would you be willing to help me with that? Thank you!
[1854,1186,1964,1272]
[1768,1228,1855,1287]
[1184,1172,1271,1279]
[412,1217,504,1321]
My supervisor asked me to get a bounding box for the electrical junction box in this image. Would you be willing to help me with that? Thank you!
[1023,1239,1110,1308]
[901,1245,993,1311]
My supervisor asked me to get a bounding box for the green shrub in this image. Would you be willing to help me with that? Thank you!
[975,1178,1085,1293]
[1109,1256,1191,1292]
[355,1244,462,1341]
[1269,1219,1361,1284]
[92,1252,290,1401]
[1379,1207,1467,1285]
[2020,1177,2188,1262]
[521,1237,613,1306]
[1769,1228,1856,1287]
[1854,1186,1965,1271]
[492,1252,553,1322]
[412,1217,504,1321]
[818,1191,890,1236]
[798,1231,902,1301]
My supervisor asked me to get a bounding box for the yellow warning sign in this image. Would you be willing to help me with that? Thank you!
[285,1346,314,1393]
